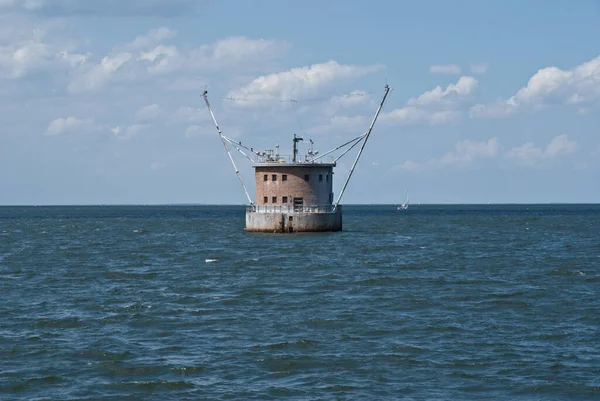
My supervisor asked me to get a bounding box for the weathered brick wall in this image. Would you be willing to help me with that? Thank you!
[254,165,334,205]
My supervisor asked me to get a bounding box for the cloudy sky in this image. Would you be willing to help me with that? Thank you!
[1,0,599,205]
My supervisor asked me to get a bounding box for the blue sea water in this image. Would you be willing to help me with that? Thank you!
[0,204,599,400]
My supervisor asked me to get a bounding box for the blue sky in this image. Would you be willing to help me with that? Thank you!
[1,0,599,205]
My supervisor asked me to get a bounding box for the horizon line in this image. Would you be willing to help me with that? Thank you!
[0,202,598,207]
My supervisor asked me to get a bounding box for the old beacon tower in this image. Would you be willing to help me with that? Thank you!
[202,85,390,233]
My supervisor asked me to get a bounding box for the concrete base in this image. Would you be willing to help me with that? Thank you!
[246,207,342,233]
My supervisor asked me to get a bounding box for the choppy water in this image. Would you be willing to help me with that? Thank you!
[1,205,599,400]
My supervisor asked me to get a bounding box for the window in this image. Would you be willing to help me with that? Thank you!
[272,174,277,181]
[282,174,287,181]
[263,174,268,181]
[326,174,329,182]
[304,174,309,181]
[282,196,288,203]
[264,196,268,204]
[272,196,277,203]
[319,174,323,182]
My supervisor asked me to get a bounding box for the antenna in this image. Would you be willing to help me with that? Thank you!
[292,134,303,163]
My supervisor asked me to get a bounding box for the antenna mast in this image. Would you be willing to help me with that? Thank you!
[334,84,391,209]
[292,134,303,163]
[202,90,254,205]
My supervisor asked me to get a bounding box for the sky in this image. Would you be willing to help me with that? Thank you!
[1,0,599,205]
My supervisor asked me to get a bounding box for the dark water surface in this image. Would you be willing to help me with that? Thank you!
[1,205,599,400]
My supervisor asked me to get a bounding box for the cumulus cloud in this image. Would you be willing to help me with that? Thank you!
[61,32,287,93]
[471,55,600,118]
[190,36,288,71]
[0,20,86,79]
[139,45,181,74]
[429,64,461,75]
[507,134,578,166]
[399,135,578,171]
[227,61,384,107]
[382,76,479,125]
[67,52,132,93]
[397,138,500,171]
[45,116,84,135]
[110,124,149,139]
[131,27,176,49]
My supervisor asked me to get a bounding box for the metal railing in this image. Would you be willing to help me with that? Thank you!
[254,154,336,164]
[247,204,342,214]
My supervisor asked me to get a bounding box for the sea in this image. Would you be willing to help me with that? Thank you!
[0,204,599,401]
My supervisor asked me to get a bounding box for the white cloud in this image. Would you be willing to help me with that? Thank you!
[429,64,461,75]
[139,45,181,74]
[471,55,600,118]
[394,160,420,172]
[45,116,84,135]
[131,27,175,49]
[507,134,578,166]
[227,60,385,107]
[110,124,149,139]
[382,76,478,125]
[470,62,489,74]
[68,52,132,93]
[189,36,288,71]
[408,76,478,107]
[439,138,501,165]
[397,138,501,171]
[399,135,578,171]
[0,23,53,78]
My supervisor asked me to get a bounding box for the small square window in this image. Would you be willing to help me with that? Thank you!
[282,196,288,203]
[282,174,287,181]
[263,174,268,181]
[272,196,277,203]
[319,174,323,182]
[304,174,309,181]
[272,174,277,181]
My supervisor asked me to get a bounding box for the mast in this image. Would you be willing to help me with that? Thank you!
[202,90,254,205]
[292,134,303,163]
[334,84,391,209]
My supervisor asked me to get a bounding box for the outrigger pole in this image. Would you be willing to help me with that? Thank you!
[202,90,254,205]
[333,84,391,210]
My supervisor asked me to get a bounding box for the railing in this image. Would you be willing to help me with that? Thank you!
[254,154,336,164]
[247,204,341,214]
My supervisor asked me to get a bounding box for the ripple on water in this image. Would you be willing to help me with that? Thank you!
[0,204,599,400]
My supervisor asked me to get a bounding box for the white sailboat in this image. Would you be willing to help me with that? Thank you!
[397,191,409,210]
